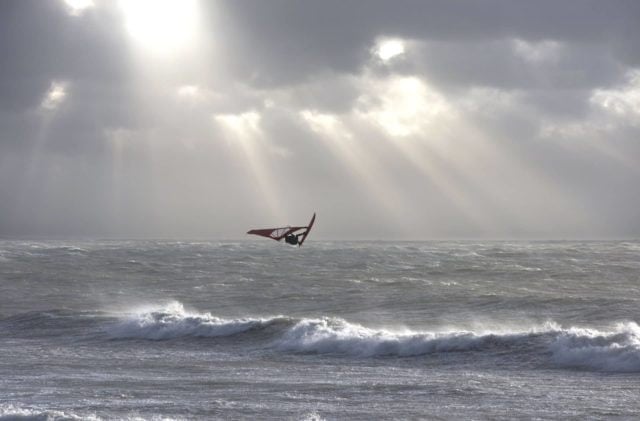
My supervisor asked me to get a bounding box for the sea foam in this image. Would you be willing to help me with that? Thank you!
[107,301,284,340]
[0,404,98,421]
[275,317,544,357]
[549,322,640,372]
[106,302,640,372]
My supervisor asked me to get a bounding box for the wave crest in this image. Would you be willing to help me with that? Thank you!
[550,322,640,372]
[275,317,543,357]
[107,301,285,340]
[104,303,640,372]
[0,404,97,421]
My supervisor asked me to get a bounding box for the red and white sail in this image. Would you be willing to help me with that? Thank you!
[247,213,316,246]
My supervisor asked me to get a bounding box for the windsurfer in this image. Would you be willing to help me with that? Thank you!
[285,232,303,245]
[247,212,315,247]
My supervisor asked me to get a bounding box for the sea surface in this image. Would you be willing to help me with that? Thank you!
[0,239,639,420]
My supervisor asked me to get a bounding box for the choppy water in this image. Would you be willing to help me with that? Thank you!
[0,240,639,420]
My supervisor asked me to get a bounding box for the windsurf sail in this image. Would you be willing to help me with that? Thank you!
[247,213,316,246]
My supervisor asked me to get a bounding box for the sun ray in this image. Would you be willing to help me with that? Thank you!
[214,111,285,221]
[300,109,415,234]
[351,72,594,236]
[16,81,71,225]
[353,75,495,232]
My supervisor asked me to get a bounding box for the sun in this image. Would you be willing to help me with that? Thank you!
[119,0,198,55]
[63,0,94,16]
[375,38,405,62]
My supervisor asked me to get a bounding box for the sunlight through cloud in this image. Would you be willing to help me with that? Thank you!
[356,76,450,137]
[63,0,94,16]
[591,70,640,125]
[300,110,352,140]
[374,38,405,62]
[119,0,198,55]
[215,112,261,135]
[300,109,413,229]
[178,85,199,96]
[214,111,285,220]
[539,70,640,173]
[40,81,68,110]
[176,85,203,102]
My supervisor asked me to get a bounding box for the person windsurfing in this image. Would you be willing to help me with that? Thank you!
[284,232,304,245]
[247,213,316,247]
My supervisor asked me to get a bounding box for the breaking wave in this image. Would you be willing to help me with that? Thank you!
[7,300,638,372]
[0,404,98,421]
[549,322,640,372]
[274,317,551,357]
[106,301,287,340]
[274,317,640,371]
[106,302,640,371]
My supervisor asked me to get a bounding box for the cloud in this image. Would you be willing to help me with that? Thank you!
[591,70,640,126]
[40,80,69,110]
[0,0,638,238]
[213,0,640,86]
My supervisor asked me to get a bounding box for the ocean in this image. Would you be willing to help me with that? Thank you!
[0,239,639,420]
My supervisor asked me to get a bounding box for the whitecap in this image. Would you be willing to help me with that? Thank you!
[275,317,545,357]
[549,322,640,372]
[107,301,285,340]
[0,404,99,421]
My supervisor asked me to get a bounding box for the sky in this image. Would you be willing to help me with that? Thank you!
[0,0,639,239]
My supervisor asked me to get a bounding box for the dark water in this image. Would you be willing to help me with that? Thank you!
[1,240,639,419]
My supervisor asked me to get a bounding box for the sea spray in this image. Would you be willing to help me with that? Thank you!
[0,404,99,421]
[104,303,640,371]
[549,322,640,372]
[106,301,286,340]
[274,317,553,357]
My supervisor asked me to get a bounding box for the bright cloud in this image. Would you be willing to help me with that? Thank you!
[177,85,199,97]
[63,0,94,16]
[214,111,261,136]
[356,75,451,137]
[176,85,205,103]
[300,110,351,139]
[374,38,406,62]
[119,0,198,55]
[40,81,68,110]
[591,69,640,125]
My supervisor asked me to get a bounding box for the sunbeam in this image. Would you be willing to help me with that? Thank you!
[15,81,71,229]
[300,109,415,234]
[3,1,637,239]
[214,111,286,221]
[352,74,494,232]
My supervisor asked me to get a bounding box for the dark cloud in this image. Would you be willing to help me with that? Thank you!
[0,0,638,238]
[0,1,130,112]
[213,0,640,87]
[393,40,623,92]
